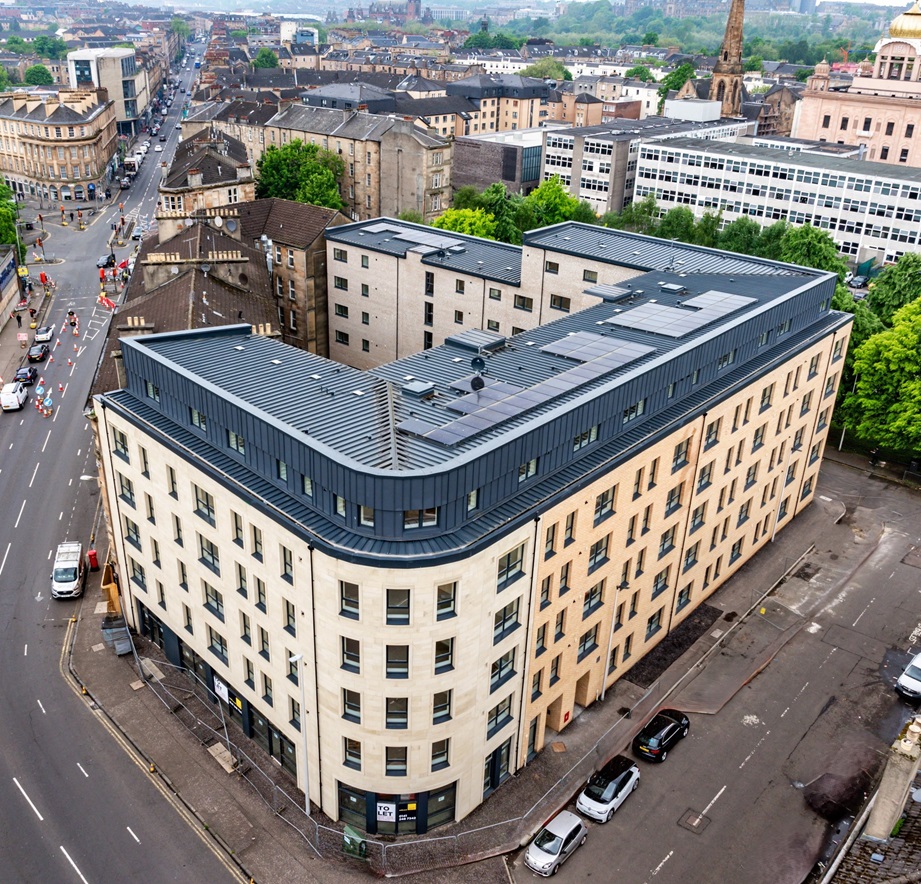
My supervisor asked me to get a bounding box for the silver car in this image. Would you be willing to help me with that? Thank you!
[524,809,587,876]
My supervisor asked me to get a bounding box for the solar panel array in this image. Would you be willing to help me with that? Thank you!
[604,290,756,338]
[398,335,655,447]
[540,331,652,365]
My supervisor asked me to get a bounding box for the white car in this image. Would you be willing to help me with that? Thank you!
[154,145,163,152]
[575,754,640,822]
[896,651,921,699]
[524,810,587,877]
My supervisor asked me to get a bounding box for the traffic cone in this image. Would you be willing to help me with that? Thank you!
[58,383,64,392]
[38,377,44,386]
[74,343,78,352]
[49,354,54,362]
[67,357,72,366]
[55,339,60,348]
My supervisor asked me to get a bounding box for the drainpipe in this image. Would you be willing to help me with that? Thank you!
[307,544,323,821]
[514,517,541,768]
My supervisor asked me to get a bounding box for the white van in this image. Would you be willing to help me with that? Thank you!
[1,381,27,411]
[51,542,86,599]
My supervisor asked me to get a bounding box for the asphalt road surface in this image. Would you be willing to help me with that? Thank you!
[0,61,239,883]
[512,462,921,884]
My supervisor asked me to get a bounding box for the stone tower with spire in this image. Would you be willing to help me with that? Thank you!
[710,0,745,116]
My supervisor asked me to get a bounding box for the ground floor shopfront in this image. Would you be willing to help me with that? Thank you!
[137,600,459,835]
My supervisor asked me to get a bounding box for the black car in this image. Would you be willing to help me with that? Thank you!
[14,366,38,385]
[632,709,690,763]
[97,254,116,269]
[159,134,167,142]
[27,343,49,363]
[847,275,869,289]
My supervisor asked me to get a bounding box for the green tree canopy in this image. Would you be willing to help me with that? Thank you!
[657,206,697,243]
[230,29,248,39]
[256,140,344,210]
[520,58,572,81]
[755,220,788,260]
[397,209,425,224]
[4,35,29,54]
[694,211,721,248]
[432,207,497,239]
[518,175,582,231]
[462,31,522,50]
[717,217,763,256]
[601,194,659,236]
[744,55,763,72]
[643,31,659,45]
[865,252,921,327]
[32,36,69,59]
[479,182,523,244]
[843,298,921,450]
[252,48,278,69]
[23,64,53,86]
[657,62,696,110]
[171,18,191,39]
[779,223,847,279]
[624,64,656,82]
[451,185,482,212]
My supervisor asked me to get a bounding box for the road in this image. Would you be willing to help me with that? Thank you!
[0,60,239,883]
[512,462,921,884]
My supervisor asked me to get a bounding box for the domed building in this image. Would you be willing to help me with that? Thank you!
[793,3,921,165]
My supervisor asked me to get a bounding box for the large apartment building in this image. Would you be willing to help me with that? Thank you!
[95,226,850,836]
[68,48,151,138]
[633,136,921,265]
[0,88,117,204]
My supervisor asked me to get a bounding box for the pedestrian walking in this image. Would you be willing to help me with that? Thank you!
[869,447,880,466]
[15,312,21,327]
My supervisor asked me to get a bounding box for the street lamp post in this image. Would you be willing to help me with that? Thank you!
[288,653,310,816]
[600,580,630,702]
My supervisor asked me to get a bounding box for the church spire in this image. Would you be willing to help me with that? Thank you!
[711,0,745,116]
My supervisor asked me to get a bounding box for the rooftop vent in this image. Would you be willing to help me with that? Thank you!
[402,379,435,399]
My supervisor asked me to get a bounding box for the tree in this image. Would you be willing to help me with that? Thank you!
[518,176,582,231]
[432,207,498,239]
[451,186,482,212]
[520,58,572,81]
[779,224,847,279]
[624,64,656,82]
[230,29,248,39]
[479,182,523,244]
[256,140,344,209]
[171,18,191,39]
[744,55,763,72]
[32,36,69,59]
[24,65,53,86]
[643,31,659,45]
[717,217,763,254]
[694,211,721,248]
[5,36,29,55]
[397,209,425,224]
[657,206,697,243]
[843,298,921,451]
[755,220,788,260]
[602,194,659,236]
[657,62,696,110]
[865,252,921,327]
[252,48,279,69]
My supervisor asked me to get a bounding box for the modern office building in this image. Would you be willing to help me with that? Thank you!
[96,224,850,836]
[633,136,921,265]
[68,47,151,138]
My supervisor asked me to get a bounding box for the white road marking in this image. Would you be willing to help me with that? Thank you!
[0,541,11,577]
[13,777,44,820]
[77,763,88,777]
[127,826,140,843]
[37,699,46,714]
[60,846,89,884]
[692,784,727,826]
[890,571,896,579]
[739,730,771,769]
[23,644,27,656]
[41,430,51,453]
[28,462,39,488]
[853,598,875,627]
[14,498,26,528]
[59,511,63,521]
[651,850,673,875]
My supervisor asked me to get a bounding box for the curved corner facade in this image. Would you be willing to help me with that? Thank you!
[95,224,852,835]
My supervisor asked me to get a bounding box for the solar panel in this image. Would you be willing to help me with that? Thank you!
[604,290,756,338]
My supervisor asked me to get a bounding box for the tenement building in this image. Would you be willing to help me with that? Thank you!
[633,136,921,265]
[95,229,850,835]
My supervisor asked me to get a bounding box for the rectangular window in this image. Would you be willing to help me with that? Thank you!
[191,408,207,431]
[403,507,438,529]
[518,458,538,483]
[493,597,520,642]
[386,588,411,626]
[113,427,129,458]
[515,294,534,311]
[573,425,599,451]
[118,473,135,507]
[385,746,407,777]
[433,689,452,724]
[334,276,348,291]
[434,638,454,673]
[673,439,689,469]
[588,535,609,571]
[578,625,599,660]
[583,579,604,618]
[193,484,215,524]
[646,609,663,640]
[550,653,561,683]
[203,582,224,619]
[583,269,598,283]
[228,430,245,455]
[386,697,408,729]
[387,644,410,678]
[490,649,516,691]
[343,689,361,723]
[544,523,557,557]
[549,294,570,312]
[623,398,646,424]
[545,260,559,274]
[340,581,359,618]
[665,482,683,513]
[284,598,296,636]
[594,486,615,521]
[436,582,456,619]
[207,626,227,662]
[341,636,360,672]
[167,465,177,498]
[536,623,548,655]
[344,737,362,770]
[487,695,513,736]
[198,534,220,574]
[497,542,526,589]
[333,248,348,262]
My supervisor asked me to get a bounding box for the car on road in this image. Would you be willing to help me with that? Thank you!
[97,254,116,269]
[33,325,54,342]
[847,275,869,289]
[896,651,921,699]
[27,343,49,363]
[524,810,587,877]
[14,366,38,385]
[120,178,131,189]
[632,708,690,763]
[154,145,163,152]
[575,754,640,822]
[159,134,167,141]
[175,122,182,130]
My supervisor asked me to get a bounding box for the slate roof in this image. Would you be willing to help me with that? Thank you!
[238,198,346,250]
[162,129,250,190]
[0,91,110,125]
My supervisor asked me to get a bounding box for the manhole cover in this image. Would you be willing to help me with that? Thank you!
[550,741,567,753]
[679,809,711,833]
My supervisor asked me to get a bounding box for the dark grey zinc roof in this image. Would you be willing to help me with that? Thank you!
[524,222,819,277]
[325,218,522,286]
[133,266,811,473]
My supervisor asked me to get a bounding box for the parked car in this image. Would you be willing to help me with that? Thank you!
[33,325,54,342]
[1,381,28,410]
[847,275,869,289]
[14,366,38,385]
[27,343,49,363]
[575,755,640,822]
[159,134,167,142]
[97,254,116,269]
[175,122,182,130]
[896,651,921,699]
[120,178,131,189]
[524,810,587,877]
[632,709,690,763]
